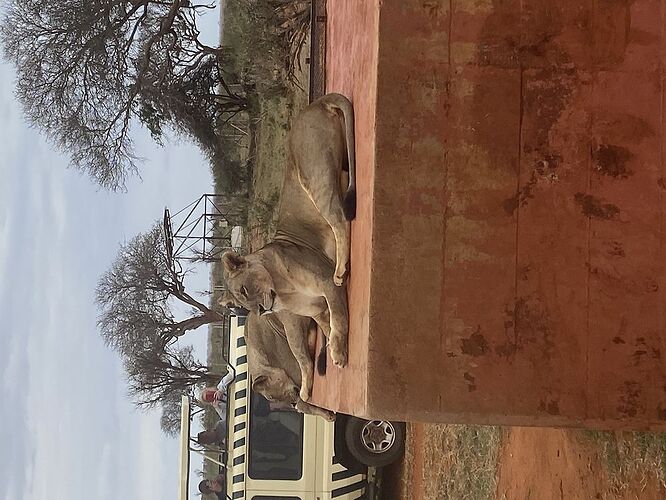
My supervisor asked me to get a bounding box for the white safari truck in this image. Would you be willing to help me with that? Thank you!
[179,316,405,500]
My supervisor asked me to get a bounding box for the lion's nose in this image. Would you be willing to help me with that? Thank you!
[258,304,266,315]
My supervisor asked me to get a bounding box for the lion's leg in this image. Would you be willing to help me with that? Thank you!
[298,166,351,286]
[312,310,331,338]
[321,285,349,368]
[295,399,336,421]
[281,314,316,402]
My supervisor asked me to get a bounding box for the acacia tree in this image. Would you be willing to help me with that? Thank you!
[96,222,228,424]
[160,391,187,437]
[124,344,221,408]
[1,0,246,190]
[96,222,226,352]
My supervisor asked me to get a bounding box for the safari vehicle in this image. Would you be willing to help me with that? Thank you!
[207,315,405,500]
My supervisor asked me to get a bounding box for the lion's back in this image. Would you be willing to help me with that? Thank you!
[275,162,337,262]
[246,313,301,382]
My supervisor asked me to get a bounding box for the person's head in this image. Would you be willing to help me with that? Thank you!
[198,476,223,494]
[199,387,217,404]
[197,430,219,446]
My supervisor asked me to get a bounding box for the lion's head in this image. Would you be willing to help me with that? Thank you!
[221,250,277,316]
[251,370,299,403]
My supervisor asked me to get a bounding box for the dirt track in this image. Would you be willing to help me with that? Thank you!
[382,424,666,500]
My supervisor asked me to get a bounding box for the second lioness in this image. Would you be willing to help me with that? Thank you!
[245,311,334,421]
[222,93,356,393]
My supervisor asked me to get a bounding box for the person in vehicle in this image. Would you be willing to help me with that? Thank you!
[199,369,235,420]
[198,473,225,498]
[197,419,226,448]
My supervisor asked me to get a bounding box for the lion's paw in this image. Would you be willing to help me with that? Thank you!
[333,264,348,287]
[331,348,348,368]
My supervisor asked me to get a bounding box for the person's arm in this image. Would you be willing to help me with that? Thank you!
[217,369,235,390]
[214,404,227,420]
[214,369,235,403]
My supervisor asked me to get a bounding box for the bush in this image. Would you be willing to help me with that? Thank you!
[224,0,310,93]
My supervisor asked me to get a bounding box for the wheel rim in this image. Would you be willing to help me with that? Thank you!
[360,420,396,454]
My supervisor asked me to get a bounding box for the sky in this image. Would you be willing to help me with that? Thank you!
[0,8,222,500]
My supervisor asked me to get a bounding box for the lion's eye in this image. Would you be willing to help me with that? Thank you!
[241,286,248,298]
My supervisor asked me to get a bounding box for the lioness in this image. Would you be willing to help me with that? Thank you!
[245,310,334,421]
[222,93,355,395]
[221,290,327,402]
[222,245,348,375]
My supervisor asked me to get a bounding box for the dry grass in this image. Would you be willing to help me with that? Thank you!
[242,59,309,250]
[423,424,502,500]
[386,423,501,500]
[580,430,666,493]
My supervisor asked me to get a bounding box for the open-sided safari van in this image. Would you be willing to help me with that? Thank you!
[182,315,405,500]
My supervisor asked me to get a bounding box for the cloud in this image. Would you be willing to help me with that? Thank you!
[0,215,11,300]
[0,10,219,495]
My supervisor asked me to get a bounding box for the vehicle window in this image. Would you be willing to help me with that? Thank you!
[247,392,304,481]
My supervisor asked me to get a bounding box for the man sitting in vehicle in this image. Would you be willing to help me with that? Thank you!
[197,420,226,448]
[199,369,235,420]
[198,473,225,499]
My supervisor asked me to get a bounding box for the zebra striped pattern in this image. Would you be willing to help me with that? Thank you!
[225,318,367,500]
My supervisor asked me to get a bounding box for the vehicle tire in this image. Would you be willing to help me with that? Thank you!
[343,417,406,467]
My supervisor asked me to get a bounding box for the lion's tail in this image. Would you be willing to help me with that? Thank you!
[342,189,356,221]
[321,93,356,220]
[316,342,327,375]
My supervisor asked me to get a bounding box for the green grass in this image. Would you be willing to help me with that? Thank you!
[580,430,666,493]
[212,0,311,242]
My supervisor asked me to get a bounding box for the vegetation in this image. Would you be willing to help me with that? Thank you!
[581,430,666,492]
[223,0,310,95]
[96,222,228,432]
[208,0,311,238]
[423,425,501,500]
[1,0,247,191]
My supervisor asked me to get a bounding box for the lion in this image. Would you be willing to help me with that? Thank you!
[244,310,334,421]
[222,93,356,399]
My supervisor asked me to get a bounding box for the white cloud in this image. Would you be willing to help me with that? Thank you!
[95,444,113,498]
[0,12,218,495]
[0,213,12,305]
[2,333,26,393]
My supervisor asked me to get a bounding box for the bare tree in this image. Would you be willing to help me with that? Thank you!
[1,0,246,190]
[269,0,310,83]
[96,221,231,429]
[124,344,222,408]
[96,222,225,354]
[160,391,185,437]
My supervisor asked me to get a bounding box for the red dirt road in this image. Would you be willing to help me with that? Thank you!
[497,428,665,500]
[382,425,666,499]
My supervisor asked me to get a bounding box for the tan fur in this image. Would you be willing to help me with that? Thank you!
[244,311,335,421]
[221,242,348,400]
[221,94,356,399]
[269,92,355,284]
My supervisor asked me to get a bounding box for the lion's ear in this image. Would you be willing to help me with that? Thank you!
[251,375,268,393]
[218,290,236,308]
[221,251,246,275]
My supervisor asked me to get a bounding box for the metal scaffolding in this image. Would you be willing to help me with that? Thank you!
[164,194,243,265]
